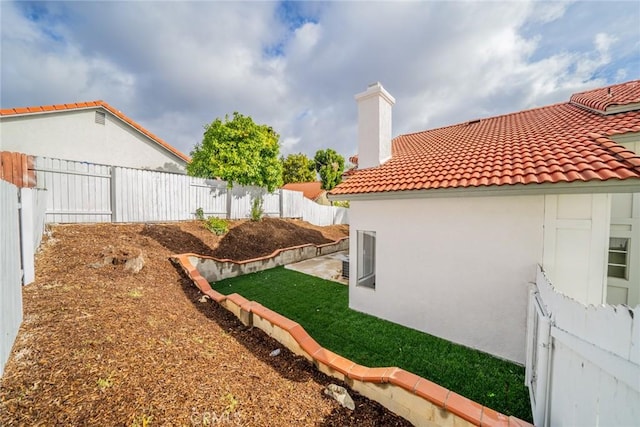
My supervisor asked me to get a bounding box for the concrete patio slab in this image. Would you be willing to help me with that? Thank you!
[285,250,349,285]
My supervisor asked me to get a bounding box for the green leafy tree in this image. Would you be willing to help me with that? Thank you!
[187,112,283,192]
[281,153,317,184]
[314,148,345,191]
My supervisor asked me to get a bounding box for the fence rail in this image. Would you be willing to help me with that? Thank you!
[32,156,347,226]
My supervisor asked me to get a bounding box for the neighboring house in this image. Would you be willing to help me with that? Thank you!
[282,181,331,205]
[0,101,190,172]
[329,81,640,364]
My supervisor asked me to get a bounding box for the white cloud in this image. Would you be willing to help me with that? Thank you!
[288,22,322,57]
[1,0,638,161]
[0,3,136,107]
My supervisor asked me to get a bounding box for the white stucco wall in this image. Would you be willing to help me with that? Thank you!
[349,195,545,364]
[1,109,186,172]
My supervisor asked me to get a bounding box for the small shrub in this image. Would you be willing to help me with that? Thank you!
[333,200,350,208]
[250,196,264,222]
[205,217,228,235]
[195,207,205,221]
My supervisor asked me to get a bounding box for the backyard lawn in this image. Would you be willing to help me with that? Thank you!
[212,267,533,422]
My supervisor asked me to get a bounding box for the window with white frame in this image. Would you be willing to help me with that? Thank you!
[608,237,630,279]
[357,230,376,288]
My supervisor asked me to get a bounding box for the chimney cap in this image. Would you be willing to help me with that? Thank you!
[355,82,396,104]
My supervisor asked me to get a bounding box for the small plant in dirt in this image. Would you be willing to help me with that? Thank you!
[128,288,143,298]
[222,392,239,414]
[195,207,205,221]
[131,413,153,427]
[97,374,113,391]
[205,217,228,235]
[250,196,264,221]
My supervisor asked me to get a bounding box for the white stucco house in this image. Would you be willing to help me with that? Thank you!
[329,81,640,365]
[0,101,189,172]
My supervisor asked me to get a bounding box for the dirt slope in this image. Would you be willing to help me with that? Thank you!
[0,219,410,426]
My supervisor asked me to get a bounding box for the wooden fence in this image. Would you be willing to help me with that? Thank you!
[1,151,36,188]
[526,265,639,426]
[32,156,347,226]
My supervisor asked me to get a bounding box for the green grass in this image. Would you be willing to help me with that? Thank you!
[212,267,532,421]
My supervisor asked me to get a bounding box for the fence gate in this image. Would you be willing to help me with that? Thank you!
[525,285,551,426]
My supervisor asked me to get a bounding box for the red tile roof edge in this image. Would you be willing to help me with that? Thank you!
[172,252,534,427]
[282,181,325,200]
[0,100,191,163]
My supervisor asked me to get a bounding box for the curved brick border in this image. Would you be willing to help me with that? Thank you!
[172,253,533,427]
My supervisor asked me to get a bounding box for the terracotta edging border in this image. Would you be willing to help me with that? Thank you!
[171,253,533,427]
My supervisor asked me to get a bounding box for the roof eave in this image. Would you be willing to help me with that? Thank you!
[1,103,191,164]
[327,179,640,201]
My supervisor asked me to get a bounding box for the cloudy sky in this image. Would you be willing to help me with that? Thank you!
[2,1,639,161]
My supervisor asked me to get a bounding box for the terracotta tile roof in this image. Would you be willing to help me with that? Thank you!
[331,80,640,196]
[571,80,640,114]
[0,101,190,163]
[282,181,325,200]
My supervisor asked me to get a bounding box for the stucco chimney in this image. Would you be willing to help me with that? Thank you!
[355,82,395,169]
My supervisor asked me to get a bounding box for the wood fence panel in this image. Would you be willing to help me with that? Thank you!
[0,151,36,188]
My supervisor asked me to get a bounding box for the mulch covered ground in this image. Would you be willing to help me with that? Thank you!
[0,219,411,426]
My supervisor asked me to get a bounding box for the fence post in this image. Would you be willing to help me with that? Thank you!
[18,188,35,285]
[279,189,284,218]
[226,187,232,219]
[110,166,117,222]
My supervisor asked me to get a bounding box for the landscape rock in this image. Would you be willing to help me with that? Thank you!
[324,384,355,410]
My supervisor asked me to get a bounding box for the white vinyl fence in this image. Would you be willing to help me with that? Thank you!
[0,181,47,377]
[0,181,21,378]
[526,265,639,426]
[34,157,348,226]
